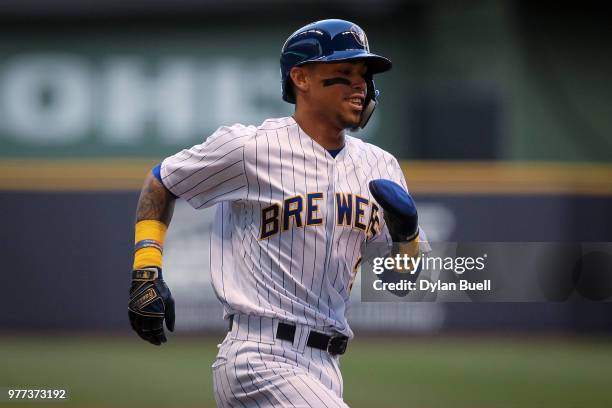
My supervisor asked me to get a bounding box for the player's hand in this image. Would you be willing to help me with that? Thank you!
[128,267,175,345]
[368,179,418,242]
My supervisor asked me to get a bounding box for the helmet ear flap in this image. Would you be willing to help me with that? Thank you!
[359,77,378,129]
[283,76,296,104]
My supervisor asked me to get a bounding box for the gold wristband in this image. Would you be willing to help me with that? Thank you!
[133,220,167,269]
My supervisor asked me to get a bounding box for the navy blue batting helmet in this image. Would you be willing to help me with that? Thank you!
[280,19,392,128]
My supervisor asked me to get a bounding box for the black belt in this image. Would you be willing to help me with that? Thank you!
[228,315,349,356]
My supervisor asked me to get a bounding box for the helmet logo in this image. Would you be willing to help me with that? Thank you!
[349,25,369,51]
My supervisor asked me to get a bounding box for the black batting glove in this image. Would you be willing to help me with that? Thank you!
[128,267,175,346]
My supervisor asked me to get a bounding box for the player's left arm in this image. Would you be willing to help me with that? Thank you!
[367,157,427,296]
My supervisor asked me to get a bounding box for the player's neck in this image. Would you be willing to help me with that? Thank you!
[292,111,344,150]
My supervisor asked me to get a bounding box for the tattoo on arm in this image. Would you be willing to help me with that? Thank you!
[135,173,176,225]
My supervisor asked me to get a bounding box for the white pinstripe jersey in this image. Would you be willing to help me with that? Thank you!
[161,116,412,338]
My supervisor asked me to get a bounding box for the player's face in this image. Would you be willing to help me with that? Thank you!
[303,61,368,130]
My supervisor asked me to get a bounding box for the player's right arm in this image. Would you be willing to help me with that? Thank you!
[128,168,177,346]
[128,123,255,345]
[135,170,176,225]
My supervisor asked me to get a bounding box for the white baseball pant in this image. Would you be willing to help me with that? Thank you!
[212,314,349,408]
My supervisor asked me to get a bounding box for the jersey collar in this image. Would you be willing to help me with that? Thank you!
[288,116,350,161]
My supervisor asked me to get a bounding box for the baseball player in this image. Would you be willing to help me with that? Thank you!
[128,19,426,407]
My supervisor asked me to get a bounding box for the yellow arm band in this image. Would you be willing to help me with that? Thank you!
[133,220,167,269]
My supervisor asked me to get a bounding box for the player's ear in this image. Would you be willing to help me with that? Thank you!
[290,66,310,94]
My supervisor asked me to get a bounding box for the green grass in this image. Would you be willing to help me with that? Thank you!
[342,337,612,408]
[1,335,611,407]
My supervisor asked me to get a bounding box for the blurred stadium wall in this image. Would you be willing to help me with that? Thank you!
[1,0,611,334]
